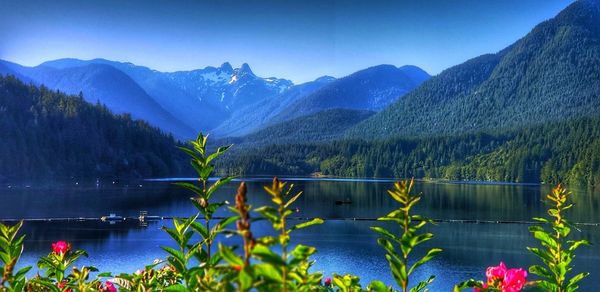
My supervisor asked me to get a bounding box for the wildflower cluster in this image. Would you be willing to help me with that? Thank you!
[457,262,528,292]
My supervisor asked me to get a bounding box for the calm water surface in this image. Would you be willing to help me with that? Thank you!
[1,178,600,290]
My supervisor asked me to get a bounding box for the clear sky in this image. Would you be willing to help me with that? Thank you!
[0,0,574,83]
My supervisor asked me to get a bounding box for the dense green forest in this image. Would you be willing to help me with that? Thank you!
[218,113,600,187]
[0,75,186,180]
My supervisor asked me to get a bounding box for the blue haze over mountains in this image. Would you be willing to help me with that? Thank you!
[0,58,430,139]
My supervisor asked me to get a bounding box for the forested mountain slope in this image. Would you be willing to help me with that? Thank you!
[0,75,186,180]
[218,112,600,186]
[349,0,600,139]
[219,108,374,149]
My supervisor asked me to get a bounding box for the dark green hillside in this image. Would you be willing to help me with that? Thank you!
[218,108,374,149]
[218,112,600,186]
[350,0,600,139]
[0,75,185,180]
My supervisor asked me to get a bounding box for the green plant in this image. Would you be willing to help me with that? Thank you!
[220,177,325,291]
[158,133,238,289]
[527,184,590,292]
[112,260,177,291]
[0,221,30,292]
[371,179,442,292]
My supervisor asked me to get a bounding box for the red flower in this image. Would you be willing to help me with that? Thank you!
[52,241,70,255]
[57,280,72,292]
[233,265,242,272]
[324,277,331,286]
[104,281,117,292]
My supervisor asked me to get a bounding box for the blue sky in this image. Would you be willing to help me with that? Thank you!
[0,0,574,83]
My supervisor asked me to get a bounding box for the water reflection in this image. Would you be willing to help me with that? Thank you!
[2,178,600,290]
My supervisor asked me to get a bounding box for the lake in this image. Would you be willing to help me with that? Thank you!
[1,177,599,290]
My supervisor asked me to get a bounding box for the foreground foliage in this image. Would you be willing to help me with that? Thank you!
[0,134,592,291]
[527,185,589,292]
[370,179,441,292]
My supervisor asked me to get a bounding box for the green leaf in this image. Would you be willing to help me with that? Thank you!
[371,226,400,243]
[206,176,236,199]
[566,272,589,289]
[408,248,442,276]
[368,280,389,292]
[252,244,286,266]
[213,216,240,234]
[291,244,317,260]
[410,275,435,292]
[453,279,483,292]
[164,284,189,292]
[239,268,254,290]
[409,233,434,247]
[190,221,209,239]
[218,244,243,266]
[177,146,201,161]
[385,254,406,288]
[290,218,324,232]
[376,238,401,262]
[527,247,554,265]
[332,276,347,290]
[254,263,283,282]
[206,145,232,164]
[161,246,185,266]
[528,265,554,282]
[568,239,590,252]
[255,206,280,225]
[284,191,303,209]
[173,182,205,198]
[532,230,558,249]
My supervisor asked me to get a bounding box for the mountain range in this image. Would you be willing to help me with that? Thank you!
[0,57,430,140]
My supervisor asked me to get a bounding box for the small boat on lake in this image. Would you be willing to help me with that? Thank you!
[101,213,123,221]
[138,211,162,222]
[335,199,352,205]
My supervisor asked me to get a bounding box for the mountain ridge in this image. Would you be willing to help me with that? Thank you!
[266,64,430,125]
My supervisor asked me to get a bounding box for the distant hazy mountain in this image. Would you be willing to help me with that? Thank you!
[4,57,430,140]
[0,60,194,138]
[40,59,294,132]
[211,75,336,137]
[266,65,430,125]
[350,0,600,139]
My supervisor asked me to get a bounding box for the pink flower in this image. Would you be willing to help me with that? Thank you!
[486,262,507,283]
[477,262,527,292]
[502,268,527,292]
[104,281,117,292]
[324,277,331,286]
[52,241,70,255]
